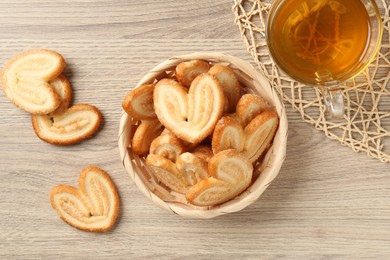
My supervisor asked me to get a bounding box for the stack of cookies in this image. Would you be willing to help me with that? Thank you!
[123,59,279,207]
[1,49,102,145]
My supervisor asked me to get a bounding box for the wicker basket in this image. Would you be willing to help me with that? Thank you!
[118,52,288,218]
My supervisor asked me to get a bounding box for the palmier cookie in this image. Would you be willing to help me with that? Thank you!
[236,94,268,127]
[209,65,240,113]
[132,119,164,156]
[186,149,253,206]
[244,110,279,163]
[154,75,224,144]
[122,84,156,120]
[32,104,102,146]
[211,115,245,154]
[31,75,102,145]
[150,132,186,162]
[175,60,210,88]
[146,154,189,194]
[50,166,120,232]
[212,110,279,163]
[176,152,208,186]
[1,49,65,114]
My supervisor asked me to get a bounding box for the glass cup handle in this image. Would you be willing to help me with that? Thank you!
[323,87,344,118]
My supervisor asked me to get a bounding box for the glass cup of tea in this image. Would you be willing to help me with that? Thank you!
[266,0,383,118]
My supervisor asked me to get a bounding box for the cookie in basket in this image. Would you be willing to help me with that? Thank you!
[175,60,210,88]
[131,119,164,156]
[153,75,224,144]
[186,149,253,206]
[122,83,156,120]
[209,64,241,113]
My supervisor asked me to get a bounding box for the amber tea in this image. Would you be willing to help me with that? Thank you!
[267,0,373,85]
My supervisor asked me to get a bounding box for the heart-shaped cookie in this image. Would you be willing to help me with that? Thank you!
[212,110,279,163]
[32,104,102,145]
[31,77,102,145]
[153,74,224,144]
[146,154,189,193]
[186,149,253,206]
[1,49,65,114]
[50,166,120,232]
[146,147,211,192]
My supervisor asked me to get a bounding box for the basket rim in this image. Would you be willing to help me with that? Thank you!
[118,52,288,218]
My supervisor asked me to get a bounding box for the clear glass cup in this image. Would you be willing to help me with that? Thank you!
[266,0,383,118]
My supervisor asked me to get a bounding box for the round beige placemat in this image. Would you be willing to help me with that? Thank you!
[233,0,390,163]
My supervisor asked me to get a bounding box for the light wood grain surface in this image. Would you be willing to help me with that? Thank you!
[0,1,389,259]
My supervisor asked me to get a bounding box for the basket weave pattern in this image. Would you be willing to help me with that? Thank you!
[118,53,288,218]
[233,0,390,162]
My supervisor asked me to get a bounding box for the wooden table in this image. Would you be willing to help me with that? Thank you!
[0,1,389,258]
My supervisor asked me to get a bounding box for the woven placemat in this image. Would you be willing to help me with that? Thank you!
[233,0,390,163]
